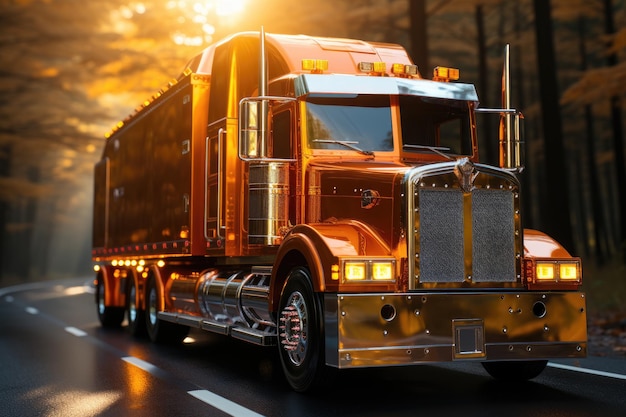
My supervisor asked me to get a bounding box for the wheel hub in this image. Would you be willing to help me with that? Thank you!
[279,291,308,366]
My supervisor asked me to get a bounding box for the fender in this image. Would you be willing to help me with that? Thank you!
[523,229,573,258]
[270,221,392,311]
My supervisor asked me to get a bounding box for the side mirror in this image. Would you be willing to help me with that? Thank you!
[239,99,264,159]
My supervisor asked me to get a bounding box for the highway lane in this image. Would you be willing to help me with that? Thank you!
[1,278,625,417]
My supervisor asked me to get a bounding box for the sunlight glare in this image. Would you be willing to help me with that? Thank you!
[215,0,246,16]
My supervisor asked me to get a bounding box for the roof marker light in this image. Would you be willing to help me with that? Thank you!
[302,59,328,73]
[433,66,460,82]
[391,63,419,77]
[358,61,386,75]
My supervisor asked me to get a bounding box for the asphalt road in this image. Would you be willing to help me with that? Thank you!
[1,277,625,417]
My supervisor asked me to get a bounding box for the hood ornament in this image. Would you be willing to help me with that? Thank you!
[454,158,478,193]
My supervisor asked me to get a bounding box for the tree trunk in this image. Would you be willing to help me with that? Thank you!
[603,0,626,251]
[409,0,429,76]
[578,16,607,263]
[532,0,575,252]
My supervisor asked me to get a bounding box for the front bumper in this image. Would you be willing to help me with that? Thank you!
[324,291,587,368]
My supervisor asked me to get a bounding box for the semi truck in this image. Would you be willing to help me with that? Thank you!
[92,31,587,392]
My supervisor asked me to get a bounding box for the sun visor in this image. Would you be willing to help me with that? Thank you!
[294,74,479,102]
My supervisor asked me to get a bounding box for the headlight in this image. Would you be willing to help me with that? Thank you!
[524,258,582,289]
[341,259,395,283]
[344,262,366,281]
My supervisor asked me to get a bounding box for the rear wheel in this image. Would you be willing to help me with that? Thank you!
[96,276,124,328]
[145,276,188,344]
[277,267,325,392]
[127,277,146,337]
[482,360,548,381]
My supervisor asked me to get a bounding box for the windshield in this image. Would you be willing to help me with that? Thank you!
[305,95,393,153]
[400,95,473,156]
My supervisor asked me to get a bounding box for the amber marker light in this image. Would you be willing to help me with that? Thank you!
[358,61,386,75]
[433,66,460,82]
[391,63,419,77]
[331,264,340,281]
[302,59,328,73]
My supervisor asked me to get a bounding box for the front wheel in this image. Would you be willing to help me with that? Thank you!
[277,267,325,392]
[482,360,548,381]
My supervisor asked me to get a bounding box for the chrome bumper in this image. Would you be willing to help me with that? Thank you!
[324,291,587,368]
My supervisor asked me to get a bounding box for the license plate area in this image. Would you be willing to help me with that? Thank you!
[453,319,486,359]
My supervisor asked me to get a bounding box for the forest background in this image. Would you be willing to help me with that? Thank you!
[0,0,625,317]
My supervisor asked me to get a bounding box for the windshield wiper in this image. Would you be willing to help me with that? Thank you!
[313,139,374,156]
[403,144,454,160]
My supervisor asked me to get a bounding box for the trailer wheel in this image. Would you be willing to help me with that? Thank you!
[145,276,188,344]
[482,360,547,381]
[96,276,124,328]
[127,277,146,337]
[277,267,325,392]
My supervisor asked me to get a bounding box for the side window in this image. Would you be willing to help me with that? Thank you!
[271,110,291,159]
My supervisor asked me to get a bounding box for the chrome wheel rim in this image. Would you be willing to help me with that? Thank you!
[279,291,308,366]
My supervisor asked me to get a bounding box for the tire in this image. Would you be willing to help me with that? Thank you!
[127,277,146,337]
[277,267,325,392]
[96,276,124,328]
[482,360,548,381]
[145,276,189,344]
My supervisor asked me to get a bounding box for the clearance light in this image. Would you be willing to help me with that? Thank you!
[302,59,328,73]
[358,61,387,75]
[391,63,419,77]
[433,66,460,82]
[524,258,582,289]
[344,262,366,281]
[331,264,340,281]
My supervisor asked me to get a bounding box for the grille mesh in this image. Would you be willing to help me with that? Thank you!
[419,189,465,282]
[418,187,516,283]
[471,189,516,282]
